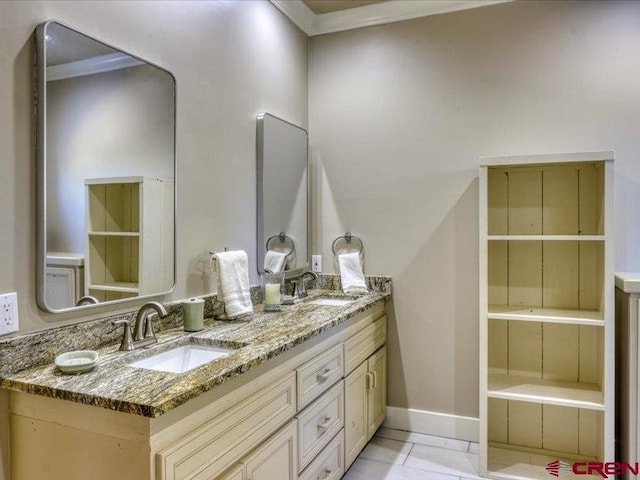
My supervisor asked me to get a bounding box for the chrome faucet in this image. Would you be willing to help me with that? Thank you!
[112,301,169,351]
[293,271,318,299]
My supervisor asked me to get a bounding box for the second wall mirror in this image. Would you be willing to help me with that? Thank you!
[257,113,309,276]
[36,20,176,313]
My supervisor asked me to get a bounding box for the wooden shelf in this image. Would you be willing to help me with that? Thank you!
[488,446,602,480]
[488,374,604,411]
[487,235,605,241]
[85,177,174,300]
[88,282,139,293]
[88,231,140,237]
[488,305,603,326]
[481,157,612,478]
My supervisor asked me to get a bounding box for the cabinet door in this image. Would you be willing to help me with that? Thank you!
[367,346,387,439]
[243,420,298,480]
[344,361,368,469]
[220,464,245,480]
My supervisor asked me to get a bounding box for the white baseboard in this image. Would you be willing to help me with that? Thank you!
[384,406,479,443]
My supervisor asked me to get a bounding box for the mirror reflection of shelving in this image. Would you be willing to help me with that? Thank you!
[85,177,173,302]
[479,153,613,480]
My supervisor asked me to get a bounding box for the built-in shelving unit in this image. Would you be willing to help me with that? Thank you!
[85,176,173,302]
[479,152,614,480]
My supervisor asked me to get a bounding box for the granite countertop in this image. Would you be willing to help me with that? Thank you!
[0,289,389,418]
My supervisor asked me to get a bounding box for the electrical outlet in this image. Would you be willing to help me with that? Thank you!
[312,255,322,273]
[0,292,19,335]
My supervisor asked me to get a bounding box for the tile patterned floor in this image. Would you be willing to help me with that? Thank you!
[344,427,481,480]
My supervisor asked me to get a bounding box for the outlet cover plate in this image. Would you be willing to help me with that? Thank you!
[0,292,19,335]
[312,255,322,273]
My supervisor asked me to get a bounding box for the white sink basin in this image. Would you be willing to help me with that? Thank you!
[308,297,355,307]
[129,344,235,374]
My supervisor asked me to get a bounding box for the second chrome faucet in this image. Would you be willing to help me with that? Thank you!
[292,271,318,299]
[112,301,169,351]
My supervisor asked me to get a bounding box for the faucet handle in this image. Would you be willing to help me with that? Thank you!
[112,319,134,351]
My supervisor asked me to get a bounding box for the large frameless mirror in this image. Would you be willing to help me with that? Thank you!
[257,113,309,277]
[36,20,176,313]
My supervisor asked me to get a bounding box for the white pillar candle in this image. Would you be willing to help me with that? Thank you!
[264,283,281,305]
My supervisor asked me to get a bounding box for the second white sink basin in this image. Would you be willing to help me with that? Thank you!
[129,344,235,374]
[308,297,355,307]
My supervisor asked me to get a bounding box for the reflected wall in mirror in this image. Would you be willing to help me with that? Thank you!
[36,20,176,313]
[257,113,309,276]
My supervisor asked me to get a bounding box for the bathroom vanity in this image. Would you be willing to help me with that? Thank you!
[17,17,387,480]
[1,287,389,480]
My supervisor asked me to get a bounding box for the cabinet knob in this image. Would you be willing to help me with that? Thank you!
[317,416,332,432]
[317,367,332,383]
[319,468,333,479]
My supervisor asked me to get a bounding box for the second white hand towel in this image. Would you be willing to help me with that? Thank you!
[216,250,253,319]
[338,252,368,296]
[264,250,287,273]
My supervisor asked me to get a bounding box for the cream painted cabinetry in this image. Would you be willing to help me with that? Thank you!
[344,361,368,468]
[343,314,388,470]
[220,464,246,480]
[344,346,387,469]
[615,273,640,479]
[297,381,344,471]
[366,346,387,439]
[479,152,614,480]
[85,176,174,302]
[298,430,344,480]
[242,420,298,480]
[220,421,298,480]
[9,303,387,480]
[155,373,297,480]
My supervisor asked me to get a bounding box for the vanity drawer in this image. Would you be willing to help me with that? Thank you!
[299,429,344,480]
[219,464,245,480]
[156,372,296,480]
[344,315,386,375]
[297,343,343,409]
[296,380,344,471]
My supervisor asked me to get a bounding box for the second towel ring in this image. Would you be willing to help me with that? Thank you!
[331,232,364,256]
[266,232,295,257]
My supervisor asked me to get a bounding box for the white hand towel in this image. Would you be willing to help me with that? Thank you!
[215,250,253,319]
[264,250,287,273]
[338,252,368,296]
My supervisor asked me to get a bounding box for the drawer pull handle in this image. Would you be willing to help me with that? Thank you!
[371,370,377,388]
[317,368,333,383]
[319,468,333,479]
[317,416,332,432]
[366,372,373,391]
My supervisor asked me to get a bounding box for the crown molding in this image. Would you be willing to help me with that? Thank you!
[270,0,512,36]
[47,53,144,81]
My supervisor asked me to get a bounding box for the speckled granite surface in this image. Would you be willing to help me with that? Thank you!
[0,277,390,418]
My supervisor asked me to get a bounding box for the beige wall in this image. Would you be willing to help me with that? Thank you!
[0,1,308,332]
[309,0,640,418]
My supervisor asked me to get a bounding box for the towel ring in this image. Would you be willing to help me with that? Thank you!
[265,232,295,258]
[331,232,364,256]
[207,247,234,271]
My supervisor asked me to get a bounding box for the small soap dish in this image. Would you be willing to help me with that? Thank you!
[55,350,99,374]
